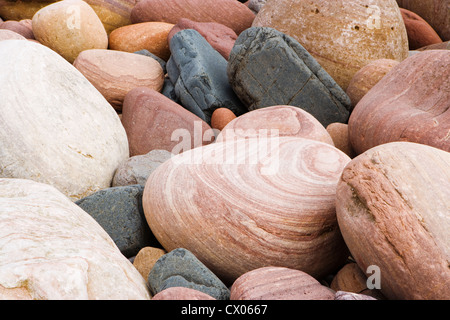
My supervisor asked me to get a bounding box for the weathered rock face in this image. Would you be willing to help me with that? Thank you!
[349,50,450,154]
[32,0,108,63]
[0,179,150,300]
[73,49,164,111]
[109,22,174,61]
[130,0,255,35]
[121,87,214,157]
[396,0,450,41]
[167,29,247,124]
[168,18,238,60]
[253,0,409,91]
[230,266,335,300]
[216,105,334,146]
[143,137,351,285]
[400,8,442,50]
[336,142,450,300]
[346,59,400,109]
[0,40,129,201]
[227,27,351,127]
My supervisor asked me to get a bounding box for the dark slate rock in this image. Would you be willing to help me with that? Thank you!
[134,49,167,74]
[227,27,351,127]
[166,29,247,124]
[147,248,230,300]
[75,185,157,258]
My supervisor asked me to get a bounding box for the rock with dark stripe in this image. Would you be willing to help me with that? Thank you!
[227,27,351,127]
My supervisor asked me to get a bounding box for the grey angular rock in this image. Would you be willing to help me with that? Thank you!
[75,185,156,258]
[112,149,173,187]
[147,248,230,300]
[248,0,267,13]
[166,29,247,124]
[227,27,351,127]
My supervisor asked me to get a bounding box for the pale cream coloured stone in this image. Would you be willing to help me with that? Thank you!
[32,0,108,63]
[0,40,129,201]
[253,0,409,90]
[0,179,150,300]
[73,49,164,111]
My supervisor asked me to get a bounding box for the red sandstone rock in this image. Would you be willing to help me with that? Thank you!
[349,50,450,154]
[131,0,255,35]
[121,87,214,157]
[168,18,237,60]
[151,287,216,300]
[396,0,450,41]
[0,19,34,39]
[336,142,450,300]
[346,59,400,109]
[230,266,335,300]
[326,123,356,158]
[400,8,442,50]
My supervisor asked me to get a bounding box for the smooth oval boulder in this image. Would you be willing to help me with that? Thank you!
[0,40,129,201]
[211,108,237,131]
[133,247,166,280]
[147,248,230,300]
[216,105,334,146]
[0,179,150,300]
[121,87,214,156]
[349,50,450,154]
[109,22,174,61]
[75,185,156,258]
[397,0,450,41]
[0,29,26,41]
[400,8,442,50]
[168,18,238,60]
[227,27,351,127]
[346,59,400,109]
[167,29,247,124]
[131,0,255,35]
[253,0,409,91]
[32,0,108,63]
[230,266,335,300]
[326,123,356,158]
[336,142,450,300]
[73,49,164,111]
[143,137,351,284]
[0,0,56,21]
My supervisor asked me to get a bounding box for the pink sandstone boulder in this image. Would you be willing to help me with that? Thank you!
[216,105,334,146]
[0,19,34,39]
[151,287,216,300]
[336,142,450,300]
[131,0,255,35]
[349,50,450,154]
[230,267,335,300]
[121,87,214,157]
[400,8,442,50]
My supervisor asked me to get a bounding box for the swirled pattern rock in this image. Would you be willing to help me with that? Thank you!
[336,142,450,300]
[230,266,335,300]
[349,50,450,154]
[143,137,351,284]
[0,40,129,201]
[0,179,150,300]
[216,105,334,146]
[253,0,409,90]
